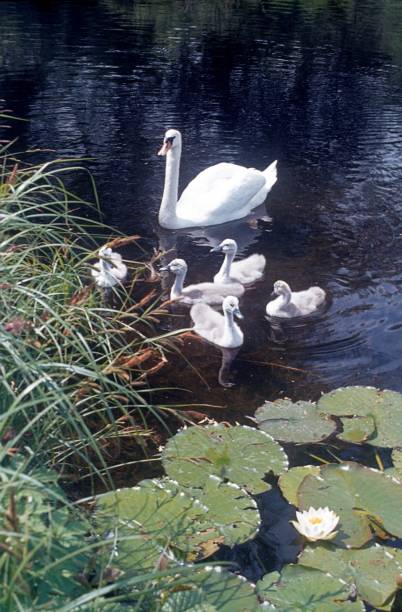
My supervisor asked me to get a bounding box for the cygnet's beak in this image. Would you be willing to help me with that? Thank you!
[158,141,172,156]
[234,307,244,320]
[270,290,277,298]
[160,265,169,272]
[210,245,222,253]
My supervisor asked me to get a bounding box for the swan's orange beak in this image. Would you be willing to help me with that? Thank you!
[158,141,172,156]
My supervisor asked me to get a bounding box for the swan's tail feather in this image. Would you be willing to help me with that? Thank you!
[262,160,278,191]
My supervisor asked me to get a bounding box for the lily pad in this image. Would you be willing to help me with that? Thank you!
[190,475,260,548]
[161,566,260,611]
[392,449,402,474]
[162,424,288,494]
[257,564,364,611]
[318,386,402,448]
[255,399,336,444]
[338,416,375,443]
[299,543,402,611]
[298,462,402,548]
[278,465,320,506]
[95,479,214,568]
[95,476,260,567]
[318,386,379,417]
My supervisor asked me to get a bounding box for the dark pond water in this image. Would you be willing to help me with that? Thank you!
[2,0,402,411]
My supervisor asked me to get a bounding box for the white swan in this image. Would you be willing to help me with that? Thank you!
[158,129,278,229]
[161,258,244,305]
[211,238,266,284]
[266,280,326,318]
[190,295,244,348]
[91,246,128,288]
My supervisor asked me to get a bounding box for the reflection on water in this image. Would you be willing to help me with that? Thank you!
[2,0,402,410]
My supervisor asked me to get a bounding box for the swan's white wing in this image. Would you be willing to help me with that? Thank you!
[179,163,247,202]
[182,281,244,305]
[177,165,266,226]
[292,288,326,312]
[190,303,224,343]
[230,254,266,284]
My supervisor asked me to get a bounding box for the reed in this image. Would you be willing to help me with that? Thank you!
[0,116,199,608]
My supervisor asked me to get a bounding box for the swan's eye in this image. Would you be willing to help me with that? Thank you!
[165,136,175,144]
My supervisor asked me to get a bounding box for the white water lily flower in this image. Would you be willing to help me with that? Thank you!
[291,506,339,542]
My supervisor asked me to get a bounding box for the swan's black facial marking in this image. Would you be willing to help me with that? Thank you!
[165,136,175,145]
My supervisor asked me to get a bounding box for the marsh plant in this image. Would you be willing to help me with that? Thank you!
[0,121,203,609]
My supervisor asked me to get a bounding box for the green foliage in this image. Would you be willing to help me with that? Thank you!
[337,416,375,443]
[299,543,402,611]
[95,474,260,566]
[297,462,402,548]
[278,465,320,506]
[257,565,364,611]
[162,424,288,494]
[160,566,260,611]
[0,456,93,609]
[318,386,402,447]
[255,399,336,443]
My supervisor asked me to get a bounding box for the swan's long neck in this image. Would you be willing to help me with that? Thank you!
[277,288,291,308]
[170,268,186,300]
[218,250,236,282]
[222,310,238,343]
[159,143,182,228]
[100,257,112,275]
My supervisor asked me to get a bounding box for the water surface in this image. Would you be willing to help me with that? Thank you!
[2,0,402,413]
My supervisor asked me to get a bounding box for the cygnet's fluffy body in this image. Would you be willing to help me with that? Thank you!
[266,280,326,318]
[161,258,244,305]
[211,239,265,285]
[92,247,128,288]
[191,295,244,348]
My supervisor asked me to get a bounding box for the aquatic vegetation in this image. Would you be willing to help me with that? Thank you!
[318,386,402,447]
[257,386,402,449]
[255,398,336,443]
[257,565,365,611]
[299,544,402,610]
[95,475,260,565]
[290,506,339,542]
[161,423,288,493]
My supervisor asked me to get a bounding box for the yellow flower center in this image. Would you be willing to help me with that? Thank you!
[309,517,323,525]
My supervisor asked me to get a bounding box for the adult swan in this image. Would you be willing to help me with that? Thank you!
[158,129,278,229]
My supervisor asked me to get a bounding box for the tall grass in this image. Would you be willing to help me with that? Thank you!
[0,118,199,609]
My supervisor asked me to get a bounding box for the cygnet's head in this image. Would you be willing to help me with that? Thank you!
[272,280,291,296]
[99,246,113,259]
[222,296,243,319]
[210,238,237,254]
[160,258,188,275]
[158,129,181,156]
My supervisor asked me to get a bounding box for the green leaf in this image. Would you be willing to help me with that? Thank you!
[299,543,402,610]
[318,387,402,448]
[298,462,402,548]
[338,416,375,443]
[278,465,321,506]
[257,564,364,611]
[95,479,217,568]
[317,386,380,417]
[255,399,336,443]
[162,424,288,494]
[189,475,260,547]
[161,566,260,611]
[95,476,261,567]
